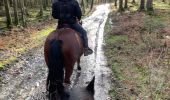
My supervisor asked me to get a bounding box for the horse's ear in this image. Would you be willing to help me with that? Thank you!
[86,76,95,94]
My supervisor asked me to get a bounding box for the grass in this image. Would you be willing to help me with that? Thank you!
[0,56,17,71]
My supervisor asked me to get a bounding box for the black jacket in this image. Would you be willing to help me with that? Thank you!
[52,0,82,24]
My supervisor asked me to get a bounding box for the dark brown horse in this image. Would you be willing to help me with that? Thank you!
[44,27,84,98]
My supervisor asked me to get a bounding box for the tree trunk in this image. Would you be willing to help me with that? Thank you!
[9,0,13,7]
[30,0,33,7]
[146,0,153,11]
[39,0,44,17]
[0,0,4,10]
[4,0,12,28]
[162,0,165,2]
[23,0,29,16]
[45,0,49,7]
[24,0,27,7]
[13,0,19,25]
[90,0,94,10]
[139,0,145,11]
[81,0,85,14]
[124,0,128,9]
[43,0,47,10]
[132,0,135,4]
[115,0,117,7]
[86,0,89,8]
[20,0,27,27]
[17,0,20,8]
[119,0,124,12]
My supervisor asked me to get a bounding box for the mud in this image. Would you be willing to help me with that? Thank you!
[0,4,111,100]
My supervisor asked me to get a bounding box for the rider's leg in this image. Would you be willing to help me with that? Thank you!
[70,23,93,56]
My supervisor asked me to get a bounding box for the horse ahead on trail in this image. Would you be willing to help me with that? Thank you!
[44,26,94,100]
[44,28,83,84]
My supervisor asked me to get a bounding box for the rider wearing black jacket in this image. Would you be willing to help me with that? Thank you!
[52,0,93,56]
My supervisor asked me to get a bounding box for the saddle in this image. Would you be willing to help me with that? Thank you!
[57,20,82,29]
[57,23,71,29]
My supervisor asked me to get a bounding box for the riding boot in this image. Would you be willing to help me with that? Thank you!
[83,36,93,56]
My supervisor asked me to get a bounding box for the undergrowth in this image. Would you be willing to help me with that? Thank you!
[105,2,170,100]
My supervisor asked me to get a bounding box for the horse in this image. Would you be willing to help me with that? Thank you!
[50,77,95,100]
[44,26,84,98]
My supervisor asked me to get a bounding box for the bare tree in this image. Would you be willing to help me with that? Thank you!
[132,0,135,4]
[13,0,19,25]
[39,0,44,17]
[119,0,124,11]
[81,0,85,14]
[146,0,153,12]
[19,0,27,27]
[115,0,117,7]
[90,0,94,10]
[139,0,145,11]
[124,0,128,9]
[0,0,4,10]
[43,0,47,10]
[4,0,12,28]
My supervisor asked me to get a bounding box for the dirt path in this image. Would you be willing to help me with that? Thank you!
[0,4,111,100]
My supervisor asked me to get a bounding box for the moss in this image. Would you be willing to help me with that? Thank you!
[0,76,2,82]
[143,17,165,32]
[129,3,139,11]
[112,62,127,80]
[0,56,17,71]
[33,26,54,44]
[153,1,170,10]
[105,35,128,45]
[15,48,27,53]
[104,14,113,34]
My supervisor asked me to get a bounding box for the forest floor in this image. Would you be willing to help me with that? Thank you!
[0,20,56,70]
[0,4,111,100]
[104,2,170,100]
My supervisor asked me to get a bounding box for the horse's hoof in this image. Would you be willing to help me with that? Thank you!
[77,67,81,70]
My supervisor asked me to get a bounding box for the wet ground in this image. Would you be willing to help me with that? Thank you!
[0,4,112,100]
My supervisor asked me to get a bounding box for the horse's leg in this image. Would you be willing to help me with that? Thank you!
[77,57,81,71]
[64,63,74,84]
[46,72,50,91]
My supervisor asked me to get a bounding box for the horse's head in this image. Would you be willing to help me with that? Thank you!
[50,77,95,100]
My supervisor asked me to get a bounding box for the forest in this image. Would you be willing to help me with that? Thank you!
[0,0,169,29]
[0,0,170,99]
[0,0,96,29]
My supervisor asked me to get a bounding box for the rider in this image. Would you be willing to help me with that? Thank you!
[52,0,93,56]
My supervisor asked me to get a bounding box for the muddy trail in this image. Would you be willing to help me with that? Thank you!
[0,4,111,100]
